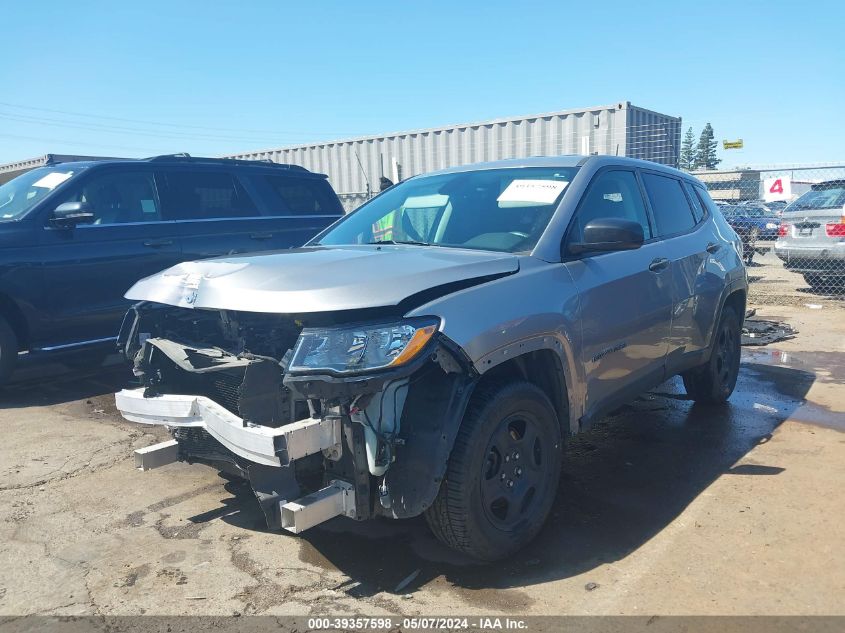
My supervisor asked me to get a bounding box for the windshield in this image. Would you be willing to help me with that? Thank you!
[0,166,79,221]
[785,183,845,212]
[315,167,579,253]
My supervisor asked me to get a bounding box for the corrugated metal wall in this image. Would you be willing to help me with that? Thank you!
[227,102,681,203]
[625,105,682,166]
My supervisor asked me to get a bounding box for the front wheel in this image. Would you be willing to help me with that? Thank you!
[682,305,741,403]
[425,381,562,561]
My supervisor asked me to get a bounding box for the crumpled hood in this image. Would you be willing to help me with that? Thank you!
[126,245,519,313]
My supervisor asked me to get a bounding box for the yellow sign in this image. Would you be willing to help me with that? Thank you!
[723,139,744,149]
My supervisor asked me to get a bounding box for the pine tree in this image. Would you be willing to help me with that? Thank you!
[680,127,696,171]
[694,123,721,170]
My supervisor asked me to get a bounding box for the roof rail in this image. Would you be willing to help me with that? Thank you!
[143,153,308,171]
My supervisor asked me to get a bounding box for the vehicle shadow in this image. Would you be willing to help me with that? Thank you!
[215,360,818,596]
[0,356,134,410]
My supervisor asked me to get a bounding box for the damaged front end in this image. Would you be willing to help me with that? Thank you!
[115,302,476,533]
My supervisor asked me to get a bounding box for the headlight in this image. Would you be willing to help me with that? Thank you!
[288,318,439,374]
[766,222,778,229]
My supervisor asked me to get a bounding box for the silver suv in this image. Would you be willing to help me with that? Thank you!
[115,156,747,560]
[774,180,845,292]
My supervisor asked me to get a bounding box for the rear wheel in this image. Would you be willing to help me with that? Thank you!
[425,381,562,561]
[0,315,18,385]
[682,305,741,404]
[803,273,844,295]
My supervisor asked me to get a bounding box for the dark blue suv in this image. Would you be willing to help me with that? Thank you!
[0,154,344,382]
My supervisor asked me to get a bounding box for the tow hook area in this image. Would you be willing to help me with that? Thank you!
[280,480,356,533]
[134,439,179,471]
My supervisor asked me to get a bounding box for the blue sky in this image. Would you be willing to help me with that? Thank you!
[0,0,842,167]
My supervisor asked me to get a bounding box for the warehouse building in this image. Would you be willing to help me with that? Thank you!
[0,103,681,212]
[228,102,681,210]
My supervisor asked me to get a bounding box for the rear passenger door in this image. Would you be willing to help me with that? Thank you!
[246,173,345,249]
[639,172,722,370]
[159,168,267,260]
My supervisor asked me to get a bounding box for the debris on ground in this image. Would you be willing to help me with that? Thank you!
[394,569,421,593]
[742,319,797,346]
[585,582,600,591]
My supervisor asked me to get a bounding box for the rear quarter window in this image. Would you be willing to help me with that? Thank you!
[160,170,257,219]
[641,172,697,237]
[682,181,707,223]
[263,176,343,216]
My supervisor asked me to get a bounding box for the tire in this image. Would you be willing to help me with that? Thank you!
[803,273,844,295]
[0,315,18,385]
[425,381,563,561]
[682,305,741,404]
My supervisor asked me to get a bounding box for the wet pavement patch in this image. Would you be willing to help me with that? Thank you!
[274,358,832,601]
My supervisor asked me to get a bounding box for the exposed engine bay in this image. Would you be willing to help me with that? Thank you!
[116,302,476,533]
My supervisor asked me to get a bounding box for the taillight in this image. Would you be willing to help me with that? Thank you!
[825,223,845,237]
[778,223,789,237]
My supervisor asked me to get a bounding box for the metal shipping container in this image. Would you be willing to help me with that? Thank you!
[227,102,681,210]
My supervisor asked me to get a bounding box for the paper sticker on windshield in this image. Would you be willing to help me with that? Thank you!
[497,179,568,205]
[32,172,73,190]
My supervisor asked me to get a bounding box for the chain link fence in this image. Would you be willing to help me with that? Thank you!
[697,165,845,306]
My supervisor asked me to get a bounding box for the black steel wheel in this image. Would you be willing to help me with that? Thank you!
[682,305,741,403]
[481,414,550,530]
[425,381,562,561]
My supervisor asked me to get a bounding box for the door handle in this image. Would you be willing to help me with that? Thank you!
[648,257,670,273]
[143,239,173,248]
[706,242,721,254]
[250,232,273,240]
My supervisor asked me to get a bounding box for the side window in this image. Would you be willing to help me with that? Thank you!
[641,173,697,236]
[572,170,652,242]
[161,171,257,220]
[683,181,706,223]
[693,184,720,217]
[57,171,160,225]
[264,176,343,216]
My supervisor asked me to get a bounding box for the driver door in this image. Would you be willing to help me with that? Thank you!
[563,169,673,422]
[37,167,182,349]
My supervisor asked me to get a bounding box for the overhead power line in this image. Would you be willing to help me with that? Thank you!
[0,111,308,144]
[0,101,360,138]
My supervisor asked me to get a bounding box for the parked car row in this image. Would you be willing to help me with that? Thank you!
[0,154,344,381]
[715,202,780,264]
[774,180,845,291]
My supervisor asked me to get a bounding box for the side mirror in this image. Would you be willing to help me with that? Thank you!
[568,217,644,254]
[51,201,95,227]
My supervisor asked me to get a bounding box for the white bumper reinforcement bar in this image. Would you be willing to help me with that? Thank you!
[116,387,341,467]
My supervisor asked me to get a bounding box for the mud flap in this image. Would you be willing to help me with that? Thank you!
[247,463,301,530]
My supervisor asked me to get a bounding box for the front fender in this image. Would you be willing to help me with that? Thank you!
[406,257,585,432]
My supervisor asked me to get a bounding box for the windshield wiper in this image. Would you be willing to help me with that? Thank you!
[367,239,432,246]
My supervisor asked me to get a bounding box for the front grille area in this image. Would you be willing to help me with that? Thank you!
[204,371,243,416]
[173,427,234,462]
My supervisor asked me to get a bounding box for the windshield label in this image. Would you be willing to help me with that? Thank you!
[497,179,568,205]
[32,171,73,190]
